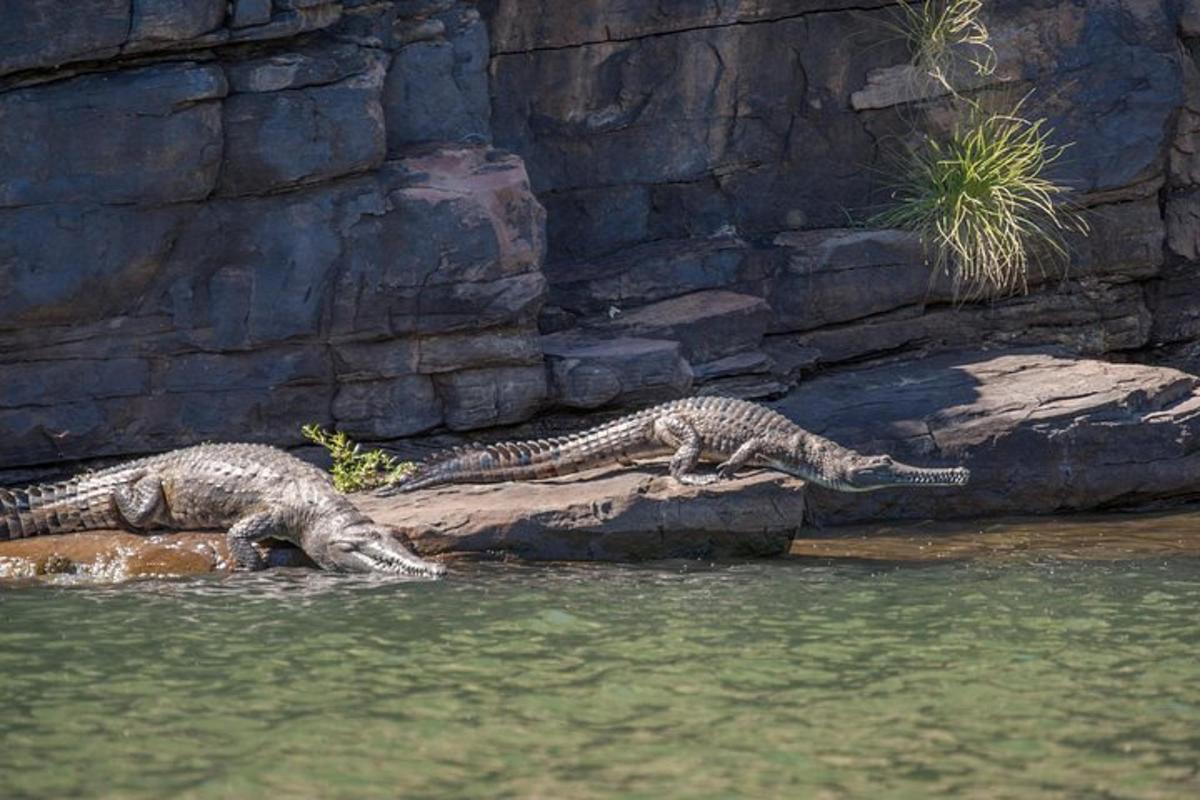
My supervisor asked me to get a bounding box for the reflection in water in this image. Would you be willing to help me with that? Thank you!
[2,530,1199,798]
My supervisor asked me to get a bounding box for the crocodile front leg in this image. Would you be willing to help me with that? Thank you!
[112,473,164,529]
[654,415,718,486]
[715,438,766,480]
[226,513,283,571]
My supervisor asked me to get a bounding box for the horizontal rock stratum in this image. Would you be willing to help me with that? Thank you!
[3,351,1200,579]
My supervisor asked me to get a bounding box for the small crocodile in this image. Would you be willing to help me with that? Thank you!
[0,443,444,577]
[379,396,969,494]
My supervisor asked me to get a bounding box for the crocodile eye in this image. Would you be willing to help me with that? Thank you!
[334,541,356,553]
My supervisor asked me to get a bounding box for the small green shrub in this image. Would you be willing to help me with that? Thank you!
[894,0,995,91]
[873,104,1087,300]
[301,424,414,493]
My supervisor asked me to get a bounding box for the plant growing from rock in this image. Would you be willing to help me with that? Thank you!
[301,424,413,493]
[873,1,1087,300]
[874,103,1087,299]
[893,0,995,92]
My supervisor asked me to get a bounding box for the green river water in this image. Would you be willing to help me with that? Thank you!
[2,544,1199,798]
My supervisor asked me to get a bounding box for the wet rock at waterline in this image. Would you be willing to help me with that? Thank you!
[0,471,802,579]
[0,533,314,582]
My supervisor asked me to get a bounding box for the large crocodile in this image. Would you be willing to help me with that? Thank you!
[0,443,444,577]
[379,396,969,495]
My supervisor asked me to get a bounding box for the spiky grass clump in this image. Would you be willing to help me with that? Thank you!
[874,107,1087,300]
[896,0,995,91]
[301,425,414,493]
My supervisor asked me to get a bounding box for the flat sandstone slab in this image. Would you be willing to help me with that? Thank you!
[356,467,806,561]
[0,468,804,580]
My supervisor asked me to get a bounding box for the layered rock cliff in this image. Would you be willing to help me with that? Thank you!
[1,1,546,478]
[5,0,1200,535]
[481,0,1190,403]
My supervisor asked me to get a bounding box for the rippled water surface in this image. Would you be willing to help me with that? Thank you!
[3,551,1200,798]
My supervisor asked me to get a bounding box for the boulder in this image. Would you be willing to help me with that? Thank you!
[231,0,273,28]
[330,375,443,439]
[774,351,1200,524]
[0,467,799,579]
[358,468,804,561]
[768,229,927,332]
[433,365,548,430]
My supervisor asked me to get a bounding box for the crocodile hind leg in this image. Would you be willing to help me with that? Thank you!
[112,473,165,530]
[715,438,766,480]
[226,513,283,571]
[654,415,718,486]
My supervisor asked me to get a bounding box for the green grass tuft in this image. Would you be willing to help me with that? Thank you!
[873,103,1088,300]
[301,424,414,493]
[894,0,995,91]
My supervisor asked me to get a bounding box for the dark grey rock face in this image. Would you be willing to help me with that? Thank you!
[130,0,226,43]
[0,2,544,478]
[488,0,1181,253]
[384,7,491,148]
[542,335,693,409]
[218,54,388,195]
[0,0,130,76]
[478,0,1194,408]
[0,64,227,206]
[0,145,545,471]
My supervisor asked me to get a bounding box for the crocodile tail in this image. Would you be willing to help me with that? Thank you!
[0,480,97,539]
[377,412,661,495]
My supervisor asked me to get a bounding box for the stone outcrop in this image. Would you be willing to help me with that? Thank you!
[481,0,1195,409]
[7,0,1200,559]
[0,1,547,481]
[777,351,1200,524]
[8,349,1200,577]
[357,469,803,561]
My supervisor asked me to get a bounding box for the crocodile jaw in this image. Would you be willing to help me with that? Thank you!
[318,526,446,577]
[844,462,971,492]
[342,543,446,577]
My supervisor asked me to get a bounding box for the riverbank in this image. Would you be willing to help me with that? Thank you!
[4,507,1199,584]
